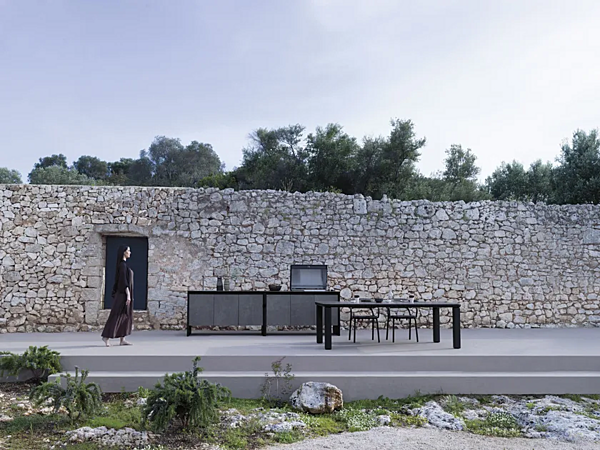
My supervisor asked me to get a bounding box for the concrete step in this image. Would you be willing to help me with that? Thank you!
[59,354,600,373]
[49,370,600,400]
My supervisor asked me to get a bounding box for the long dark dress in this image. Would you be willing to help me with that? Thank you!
[101,261,134,338]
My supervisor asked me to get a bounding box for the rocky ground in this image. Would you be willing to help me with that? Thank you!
[1,382,600,449]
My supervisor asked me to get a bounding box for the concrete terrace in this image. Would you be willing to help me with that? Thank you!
[2,328,600,400]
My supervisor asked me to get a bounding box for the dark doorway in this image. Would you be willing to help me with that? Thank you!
[104,236,148,310]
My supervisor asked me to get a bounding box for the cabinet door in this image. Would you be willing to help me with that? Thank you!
[214,294,239,326]
[290,294,316,326]
[266,294,291,326]
[238,294,263,326]
[188,293,214,326]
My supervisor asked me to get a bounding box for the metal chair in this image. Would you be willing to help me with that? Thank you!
[385,305,419,343]
[348,301,380,343]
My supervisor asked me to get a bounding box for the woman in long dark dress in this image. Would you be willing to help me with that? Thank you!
[101,245,134,346]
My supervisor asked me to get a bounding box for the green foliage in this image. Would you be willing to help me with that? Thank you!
[306,123,359,194]
[0,345,62,383]
[142,356,231,432]
[0,167,22,184]
[553,129,600,204]
[335,408,378,432]
[28,165,96,185]
[443,144,480,183]
[73,155,110,181]
[390,412,427,427]
[34,154,68,170]
[29,367,102,421]
[260,357,295,407]
[272,429,304,444]
[465,411,521,437]
[300,413,346,435]
[85,399,142,430]
[0,413,69,434]
[347,393,434,411]
[485,159,553,203]
[443,395,466,416]
[143,136,224,187]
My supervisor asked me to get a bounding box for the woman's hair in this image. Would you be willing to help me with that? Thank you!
[114,245,129,282]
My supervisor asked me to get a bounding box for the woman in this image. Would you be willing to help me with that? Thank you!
[101,245,134,346]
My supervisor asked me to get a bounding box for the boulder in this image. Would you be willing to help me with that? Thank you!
[290,382,343,414]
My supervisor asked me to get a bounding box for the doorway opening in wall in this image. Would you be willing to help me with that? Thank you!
[103,236,148,310]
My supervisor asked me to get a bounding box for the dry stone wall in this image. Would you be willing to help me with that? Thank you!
[1,184,600,333]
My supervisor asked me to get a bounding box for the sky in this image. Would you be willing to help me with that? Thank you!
[1,0,599,182]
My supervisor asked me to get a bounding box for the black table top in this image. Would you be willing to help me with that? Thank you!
[315,300,461,307]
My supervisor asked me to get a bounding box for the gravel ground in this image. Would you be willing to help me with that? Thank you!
[265,427,600,450]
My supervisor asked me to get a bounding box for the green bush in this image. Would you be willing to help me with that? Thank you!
[260,357,295,407]
[29,366,102,421]
[0,345,62,383]
[142,356,231,432]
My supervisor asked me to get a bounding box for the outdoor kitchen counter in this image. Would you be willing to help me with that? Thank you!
[187,290,341,336]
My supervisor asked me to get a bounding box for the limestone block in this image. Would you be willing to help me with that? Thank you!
[290,382,343,414]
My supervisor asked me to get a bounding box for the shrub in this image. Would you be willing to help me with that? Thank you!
[29,366,102,421]
[142,356,231,432]
[260,357,295,407]
[0,345,62,383]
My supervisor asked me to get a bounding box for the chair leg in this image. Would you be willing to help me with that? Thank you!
[392,318,396,343]
[415,320,419,342]
[385,316,390,340]
[408,318,412,340]
[375,318,380,343]
[353,319,357,343]
[348,317,352,340]
[371,319,375,340]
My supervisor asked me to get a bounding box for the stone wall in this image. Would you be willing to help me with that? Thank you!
[1,184,600,333]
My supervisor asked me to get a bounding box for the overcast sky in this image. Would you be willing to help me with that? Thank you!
[1,0,599,182]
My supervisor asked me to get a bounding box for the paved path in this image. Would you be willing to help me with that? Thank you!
[265,427,600,450]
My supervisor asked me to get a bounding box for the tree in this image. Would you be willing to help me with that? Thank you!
[443,145,480,183]
[127,154,154,186]
[175,141,223,187]
[107,158,135,185]
[141,136,224,187]
[73,156,109,181]
[552,129,600,204]
[235,125,308,191]
[146,136,185,186]
[28,166,94,185]
[0,167,22,184]
[306,124,359,194]
[354,119,425,199]
[33,154,68,170]
[441,145,486,202]
[525,160,553,203]
[486,161,528,201]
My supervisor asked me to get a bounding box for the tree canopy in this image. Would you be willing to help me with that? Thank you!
[11,123,600,205]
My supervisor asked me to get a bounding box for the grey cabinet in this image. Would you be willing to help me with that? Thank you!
[188,293,214,327]
[214,294,239,326]
[238,294,263,326]
[187,291,340,335]
[267,294,291,326]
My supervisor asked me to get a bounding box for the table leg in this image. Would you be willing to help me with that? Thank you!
[433,307,440,343]
[324,306,332,350]
[187,326,191,337]
[452,306,461,349]
[262,293,267,336]
[316,304,323,344]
